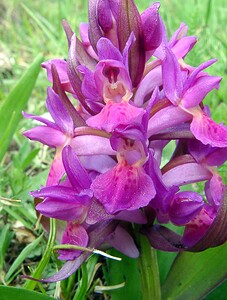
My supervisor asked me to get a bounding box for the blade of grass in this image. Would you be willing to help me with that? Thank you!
[0,53,43,163]
[5,234,43,283]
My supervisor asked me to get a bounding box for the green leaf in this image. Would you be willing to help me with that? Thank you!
[0,53,43,163]
[73,263,88,300]
[0,224,13,269]
[162,243,227,300]
[105,249,142,300]
[0,286,54,300]
[5,234,43,283]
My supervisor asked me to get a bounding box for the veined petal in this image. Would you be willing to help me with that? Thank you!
[182,75,221,109]
[70,135,115,156]
[22,111,58,129]
[46,153,65,186]
[62,146,91,190]
[141,2,162,51]
[169,191,204,226]
[147,105,191,137]
[86,101,145,132]
[34,187,91,221]
[107,225,139,258]
[92,163,156,214]
[190,112,227,147]
[171,36,197,59]
[23,126,67,148]
[162,47,183,104]
[46,87,74,134]
[134,65,162,106]
[183,205,216,247]
[42,59,72,92]
[79,154,116,173]
[77,65,100,101]
[205,173,224,207]
[183,59,217,92]
[58,223,89,260]
[97,37,122,61]
[162,162,211,187]
[169,23,188,47]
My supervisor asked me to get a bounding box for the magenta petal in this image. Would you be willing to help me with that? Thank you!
[23,126,66,147]
[71,135,115,156]
[77,65,100,100]
[169,191,204,226]
[46,154,65,186]
[171,36,197,59]
[97,37,122,61]
[162,162,211,187]
[34,187,91,221]
[183,205,216,247]
[62,146,91,190]
[107,226,139,258]
[205,174,224,207]
[182,75,221,108]
[92,164,156,214]
[162,47,183,104]
[41,59,69,85]
[58,223,89,260]
[134,65,162,106]
[141,2,162,51]
[190,112,227,147]
[46,87,74,134]
[147,105,191,137]
[86,101,145,132]
[183,59,217,92]
[22,111,58,129]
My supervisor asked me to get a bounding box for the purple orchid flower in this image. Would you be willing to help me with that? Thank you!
[23,0,227,283]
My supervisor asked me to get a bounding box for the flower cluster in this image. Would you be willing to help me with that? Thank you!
[24,0,227,281]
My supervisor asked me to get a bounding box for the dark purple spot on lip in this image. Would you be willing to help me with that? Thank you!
[103,66,120,83]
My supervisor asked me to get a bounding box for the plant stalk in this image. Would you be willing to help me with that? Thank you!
[137,234,161,300]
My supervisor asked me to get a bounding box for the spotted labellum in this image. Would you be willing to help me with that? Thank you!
[24,0,227,282]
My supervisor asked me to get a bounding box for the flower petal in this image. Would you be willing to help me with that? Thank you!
[169,191,204,226]
[46,87,74,134]
[34,187,91,221]
[190,112,227,147]
[62,145,91,190]
[162,47,183,104]
[92,164,156,214]
[23,126,66,148]
[58,223,89,260]
[107,226,139,258]
[86,101,145,132]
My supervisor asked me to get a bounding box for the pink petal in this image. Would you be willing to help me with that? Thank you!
[107,226,139,258]
[86,101,145,132]
[91,163,156,214]
[191,112,227,147]
[23,126,67,147]
[183,206,216,247]
[58,223,89,260]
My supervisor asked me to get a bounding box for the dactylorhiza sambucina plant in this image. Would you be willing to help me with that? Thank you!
[24,0,227,283]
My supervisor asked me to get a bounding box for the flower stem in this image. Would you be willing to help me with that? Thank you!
[137,234,161,300]
[24,218,56,290]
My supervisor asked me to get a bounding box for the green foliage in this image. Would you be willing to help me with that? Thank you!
[0,53,43,163]
[162,243,227,300]
[0,286,54,300]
